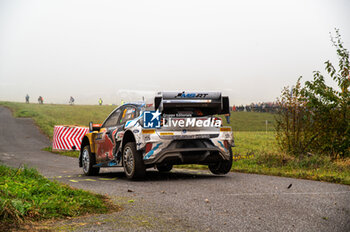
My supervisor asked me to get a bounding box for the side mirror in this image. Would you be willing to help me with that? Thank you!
[89,122,101,131]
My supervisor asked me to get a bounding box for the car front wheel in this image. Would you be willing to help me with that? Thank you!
[82,145,100,176]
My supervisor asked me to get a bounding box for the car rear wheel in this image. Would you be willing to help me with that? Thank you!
[208,148,233,175]
[82,145,100,176]
[156,164,173,173]
[123,142,146,179]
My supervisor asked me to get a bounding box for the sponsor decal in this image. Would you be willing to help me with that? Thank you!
[175,91,209,98]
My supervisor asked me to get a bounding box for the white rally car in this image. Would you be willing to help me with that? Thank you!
[79,91,234,179]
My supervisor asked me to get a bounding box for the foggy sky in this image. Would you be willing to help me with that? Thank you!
[0,0,349,105]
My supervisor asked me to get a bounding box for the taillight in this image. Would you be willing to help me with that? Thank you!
[145,143,152,153]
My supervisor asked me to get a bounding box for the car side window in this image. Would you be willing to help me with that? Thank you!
[119,106,137,125]
[103,109,122,128]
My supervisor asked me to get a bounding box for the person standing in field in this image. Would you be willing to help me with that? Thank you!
[99,98,103,105]
[225,113,231,124]
[69,96,75,105]
[25,94,29,103]
[38,96,43,104]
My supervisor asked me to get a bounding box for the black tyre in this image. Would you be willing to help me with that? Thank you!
[81,145,100,176]
[156,164,173,173]
[123,142,146,179]
[209,148,233,175]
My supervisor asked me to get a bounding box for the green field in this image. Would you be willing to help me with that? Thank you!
[1,101,349,185]
[221,111,276,131]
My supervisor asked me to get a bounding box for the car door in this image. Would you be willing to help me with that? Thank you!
[95,108,122,163]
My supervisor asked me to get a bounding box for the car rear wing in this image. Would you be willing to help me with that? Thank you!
[154,91,230,115]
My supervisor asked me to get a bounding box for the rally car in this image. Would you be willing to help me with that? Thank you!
[79,91,234,179]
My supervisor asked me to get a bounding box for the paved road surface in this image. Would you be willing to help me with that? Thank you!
[0,106,349,231]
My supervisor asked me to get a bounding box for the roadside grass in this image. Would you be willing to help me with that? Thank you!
[232,153,350,185]
[229,131,350,185]
[0,164,118,230]
[43,146,79,158]
[1,101,349,185]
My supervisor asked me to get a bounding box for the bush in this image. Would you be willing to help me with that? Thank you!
[276,29,350,159]
[275,78,315,158]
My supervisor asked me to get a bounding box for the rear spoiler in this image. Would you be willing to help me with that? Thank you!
[155,91,230,115]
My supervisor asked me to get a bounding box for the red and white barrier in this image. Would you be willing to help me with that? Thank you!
[52,126,89,151]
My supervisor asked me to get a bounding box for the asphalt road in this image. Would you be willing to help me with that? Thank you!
[0,106,350,232]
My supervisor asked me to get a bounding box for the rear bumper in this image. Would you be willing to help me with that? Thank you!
[143,139,230,165]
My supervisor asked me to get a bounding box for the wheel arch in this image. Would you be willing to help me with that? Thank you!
[121,130,136,154]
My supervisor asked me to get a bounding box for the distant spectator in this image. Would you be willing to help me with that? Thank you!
[99,98,103,106]
[231,102,279,113]
[38,96,43,104]
[25,94,29,104]
[69,96,75,105]
[225,113,230,124]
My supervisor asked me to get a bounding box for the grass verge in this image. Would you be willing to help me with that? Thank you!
[230,131,350,185]
[0,164,118,230]
[231,153,350,185]
[43,146,79,158]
